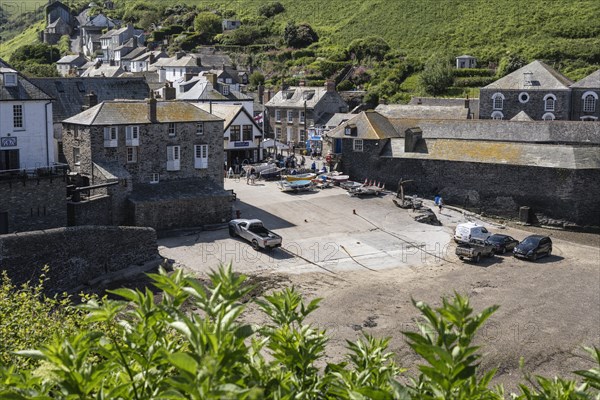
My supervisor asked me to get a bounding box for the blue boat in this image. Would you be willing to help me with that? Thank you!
[276,179,313,192]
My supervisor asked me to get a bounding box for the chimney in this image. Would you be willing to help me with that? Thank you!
[258,84,264,104]
[281,80,288,93]
[205,72,217,87]
[149,52,155,64]
[325,80,335,92]
[523,71,533,86]
[162,82,176,100]
[148,91,157,122]
[196,56,202,67]
[299,79,306,87]
[82,91,98,110]
[263,88,272,104]
[184,72,195,82]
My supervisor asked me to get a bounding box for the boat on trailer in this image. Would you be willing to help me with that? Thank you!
[277,179,313,192]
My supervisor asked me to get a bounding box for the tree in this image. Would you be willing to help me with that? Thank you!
[9,43,61,65]
[57,35,71,55]
[249,71,265,87]
[283,21,318,48]
[347,36,390,61]
[419,56,454,96]
[257,1,285,18]
[496,53,527,78]
[193,11,222,40]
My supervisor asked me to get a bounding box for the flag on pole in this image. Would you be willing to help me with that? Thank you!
[254,112,263,124]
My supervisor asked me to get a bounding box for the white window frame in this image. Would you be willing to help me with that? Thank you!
[150,173,160,183]
[582,91,598,113]
[492,93,504,110]
[194,144,208,169]
[103,126,118,147]
[196,122,204,135]
[580,116,598,121]
[73,147,80,166]
[287,110,293,123]
[491,111,504,120]
[353,139,363,152]
[275,110,281,122]
[543,94,556,111]
[518,92,529,104]
[4,73,17,87]
[300,111,305,124]
[166,145,181,171]
[542,112,555,121]
[222,85,230,95]
[125,125,139,146]
[126,146,137,163]
[168,122,176,137]
[300,129,306,142]
[275,127,282,139]
[13,104,24,129]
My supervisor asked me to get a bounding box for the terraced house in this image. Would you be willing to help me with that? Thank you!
[62,97,232,230]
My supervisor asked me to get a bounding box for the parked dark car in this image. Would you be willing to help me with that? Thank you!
[513,235,552,261]
[487,234,519,254]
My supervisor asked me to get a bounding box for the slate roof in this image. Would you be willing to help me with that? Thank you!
[510,111,534,121]
[323,113,354,128]
[570,69,600,89]
[456,55,476,59]
[156,55,202,68]
[265,86,330,109]
[0,60,52,101]
[63,100,223,125]
[81,65,123,77]
[327,111,400,140]
[194,103,261,131]
[30,77,150,122]
[375,104,469,120]
[483,60,573,90]
[56,54,87,65]
[385,138,600,169]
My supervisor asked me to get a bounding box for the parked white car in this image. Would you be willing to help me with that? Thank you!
[454,222,491,243]
[228,219,282,250]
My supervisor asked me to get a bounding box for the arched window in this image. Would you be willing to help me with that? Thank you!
[543,94,556,111]
[491,111,504,120]
[542,112,555,121]
[492,93,504,110]
[582,91,598,112]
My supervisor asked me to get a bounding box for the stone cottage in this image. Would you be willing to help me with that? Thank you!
[265,81,349,147]
[570,69,600,121]
[61,98,232,230]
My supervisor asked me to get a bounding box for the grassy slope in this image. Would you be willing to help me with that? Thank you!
[0,20,44,60]
[201,0,600,74]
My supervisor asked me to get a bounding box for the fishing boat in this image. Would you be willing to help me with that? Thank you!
[277,180,314,192]
[327,174,349,184]
[348,179,385,196]
[259,165,284,180]
[242,162,277,175]
[284,173,316,182]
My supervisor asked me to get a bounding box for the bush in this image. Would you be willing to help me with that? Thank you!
[9,43,60,65]
[453,76,497,87]
[336,79,354,91]
[452,67,495,77]
[347,36,390,61]
[0,265,599,399]
[283,21,318,48]
[419,56,454,96]
[258,1,285,18]
[193,11,222,39]
[219,25,266,46]
[249,71,265,87]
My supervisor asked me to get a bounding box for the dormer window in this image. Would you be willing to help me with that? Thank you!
[303,91,315,100]
[284,91,294,100]
[4,73,17,87]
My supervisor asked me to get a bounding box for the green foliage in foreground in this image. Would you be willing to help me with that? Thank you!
[0,264,599,399]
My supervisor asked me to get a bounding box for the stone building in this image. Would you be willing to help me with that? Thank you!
[61,98,232,230]
[265,82,349,147]
[328,111,600,228]
[456,55,477,69]
[479,60,573,121]
[570,69,600,121]
[0,58,67,234]
[55,54,88,77]
[43,0,72,44]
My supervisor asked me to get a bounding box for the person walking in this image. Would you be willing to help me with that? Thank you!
[434,195,443,212]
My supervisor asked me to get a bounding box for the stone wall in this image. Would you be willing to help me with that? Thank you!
[341,139,600,228]
[0,175,67,234]
[129,190,232,231]
[0,226,159,293]
[67,195,112,226]
[479,89,571,120]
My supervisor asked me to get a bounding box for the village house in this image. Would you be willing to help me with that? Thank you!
[455,55,477,69]
[42,0,72,44]
[99,23,145,63]
[328,110,600,228]
[55,54,88,77]
[194,103,263,166]
[0,59,67,234]
[265,81,349,147]
[30,76,150,163]
[78,13,119,57]
[222,19,242,31]
[61,98,232,230]
[569,69,600,121]
[153,53,204,83]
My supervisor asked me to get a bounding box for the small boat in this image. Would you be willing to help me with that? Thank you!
[348,179,386,196]
[277,180,313,192]
[285,173,316,182]
[259,165,284,180]
[243,162,277,175]
[340,181,363,190]
[327,174,349,184]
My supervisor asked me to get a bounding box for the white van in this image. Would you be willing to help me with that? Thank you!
[454,223,491,243]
